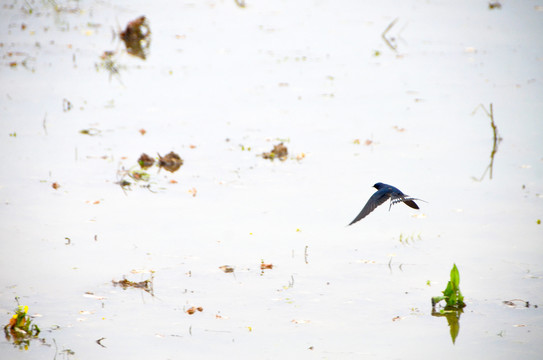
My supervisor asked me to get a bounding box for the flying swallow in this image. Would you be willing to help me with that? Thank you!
[349,182,423,225]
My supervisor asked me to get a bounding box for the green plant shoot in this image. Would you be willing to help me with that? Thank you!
[431,263,466,309]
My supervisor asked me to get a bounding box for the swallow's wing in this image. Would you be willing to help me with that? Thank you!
[348,190,390,225]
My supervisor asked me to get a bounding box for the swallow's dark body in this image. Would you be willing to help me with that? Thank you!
[349,182,420,225]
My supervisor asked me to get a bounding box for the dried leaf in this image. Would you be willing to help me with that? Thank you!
[219,265,234,273]
[186,306,203,315]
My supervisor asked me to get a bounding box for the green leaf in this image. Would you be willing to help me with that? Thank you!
[450,264,460,289]
[448,291,457,307]
[443,280,453,297]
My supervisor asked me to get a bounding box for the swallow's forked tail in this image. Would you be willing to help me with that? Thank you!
[388,196,426,211]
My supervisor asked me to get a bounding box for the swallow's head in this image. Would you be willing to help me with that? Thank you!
[373,182,385,190]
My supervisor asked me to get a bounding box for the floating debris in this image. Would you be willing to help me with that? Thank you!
[129,169,150,182]
[158,151,183,173]
[4,304,41,350]
[186,306,203,315]
[112,273,154,295]
[138,153,155,169]
[62,98,72,112]
[79,128,101,136]
[262,143,288,161]
[117,179,132,189]
[488,2,502,10]
[120,16,151,60]
[381,17,399,52]
[96,337,107,348]
[219,265,234,273]
[116,152,183,192]
[130,269,154,274]
[503,299,536,308]
[83,292,107,300]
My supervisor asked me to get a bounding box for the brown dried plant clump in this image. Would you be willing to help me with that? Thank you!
[158,151,183,173]
[120,16,151,60]
[262,143,288,161]
[138,153,155,169]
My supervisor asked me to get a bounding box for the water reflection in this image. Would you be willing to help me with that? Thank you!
[472,103,502,181]
[431,308,463,345]
[96,51,124,81]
